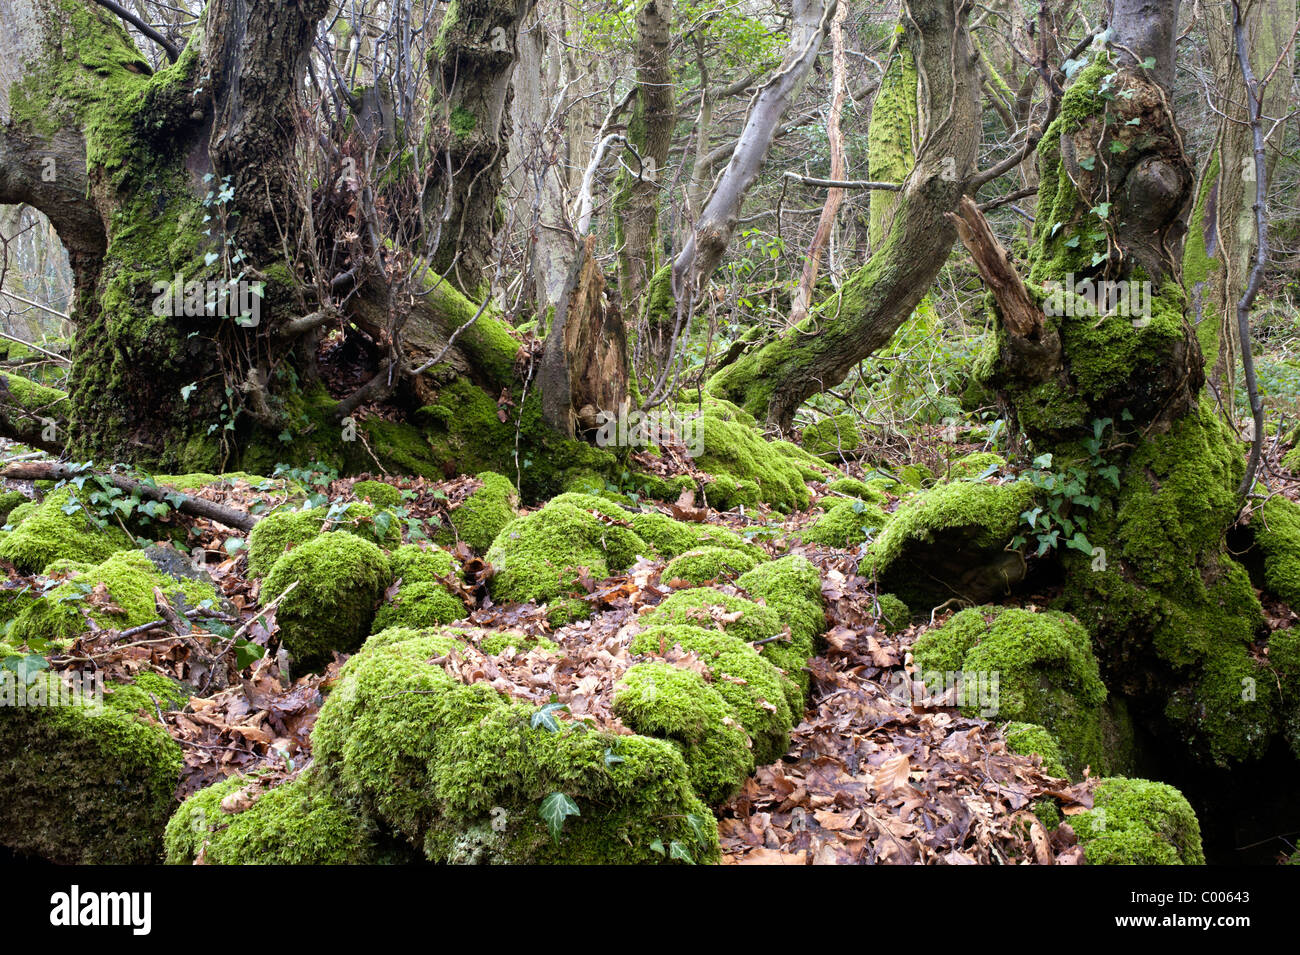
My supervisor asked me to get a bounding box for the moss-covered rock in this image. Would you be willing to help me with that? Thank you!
[824,477,889,505]
[628,511,765,561]
[352,479,404,509]
[263,533,392,670]
[0,489,29,524]
[1072,777,1205,865]
[164,769,403,864]
[736,555,827,648]
[864,479,1035,609]
[311,633,718,863]
[0,671,182,863]
[875,593,910,631]
[802,497,890,547]
[910,606,1108,777]
[8,550,219,647]
[486,499,647,605]
[245,502,402,579]
[613,662,755,804]
[449,472,518,552]
[946,451,1006,481]
[694,404,812,511]
[1003,722,1069,779]
[0,487,132,573]
[662,546,761,585]
[644,587,809,699]
[630,624,795,764]
[802,415,863,456]
[373,581,466,630]
[1252,495,1300,607]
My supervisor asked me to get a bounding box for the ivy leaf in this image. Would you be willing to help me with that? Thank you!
[668,841,695,864]
[1065,532,1094,555]
[539,792,580,841]
[603,747,624,766]
[1078,156,1096,171]
[233,637,265,670]
[1141,56,1156,70]
[180,383,197,402]
[531,702,569,733]
[649,838,666,856]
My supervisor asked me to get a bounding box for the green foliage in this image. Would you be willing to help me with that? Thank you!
[1072,777,1205,865]
[662,546,761,584]
[449,471,518,551]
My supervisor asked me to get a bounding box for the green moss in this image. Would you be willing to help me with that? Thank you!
[544,597,590,628]
[628,511,765,560]
[802,497,889,547]
[736,554,827,648]
[1003,722,1069,779]
[485,500,647,604]
[1072,777,1205,865]
[824,477,888,505]
[110,670,191,713]
[875,593,910,631]
[373,581,466,630]
[662,546,761,585]
[352,480,404,509]
[1252,495,1300,607]
[311,634,718,863]
[802,415,863,456]
[164,769,398,864]
[613,662,755,804]
[947,451,1006,481]
[389,543,456,584]
[630,624,795,764]
[0,490,29,524]
[0,487,132,573]
[362,626,468,654]
[694,411,812,512]
[263,533,392,671]
[245,502,401,578]
[911,606,1108,777]
[0,671,181,863]
[9,550,218,647]
[450,472,518,551]
[3,501,37,528]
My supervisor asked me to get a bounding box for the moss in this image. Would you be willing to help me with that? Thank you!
[3,501,37,528]
[485,500,647,605]
[613,662,755,804]
[824,477,888,505]
[373,581,466,630]
[736,555,827,648]
[0,490,29,524]
[111,670,191,713]
[864,479,1034,609]
[0,579,40,627]
[450,472,518,552]
[245,502,401,578]
[645,587,809,704]
[628,511,765,560]
[164,769,404,864]
[803,497,889,547]
[1252,495,1300,607]
[0,487,132,573]
[911,606,1108,777]
[0,671,181,863]
[1003,722,1070,779]
[693,411,812,512]
[544,597,590,628]
[389,543,456,584]
[802,415,863,456]
[9,550,218,647]
[701,472,761,510]
[947,451,1006,481]
[875,593,910,631]
[630,624,795,764]
[352,480,404,509]
[362,626,468,654]
[312,634,718,863]
[263,533,392,671]
[663,546,762,585]
[1072,777,1205,865]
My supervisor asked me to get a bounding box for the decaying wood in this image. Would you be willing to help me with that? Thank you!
[947,196,1043,340]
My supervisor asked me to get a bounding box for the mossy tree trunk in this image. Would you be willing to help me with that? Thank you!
[0,0,529,474]
[707,0,980,431]
[959,0,1289,767]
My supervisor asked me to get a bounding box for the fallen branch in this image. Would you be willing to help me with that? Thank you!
[0,462,258,532]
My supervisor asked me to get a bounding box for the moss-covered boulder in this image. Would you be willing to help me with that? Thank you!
[8,550,220,648]
[1003,722,1069,779]
[245,502,402,579]
[1072,777,1205,865]
[486,498,647,605]
[164,769,406,864]
[946,451,1006,481]
[263,533,392,670]
[662,546,761,585]
[693,401,812,511]
[0,671,182,863]
[449,471,518,552]
[0,487,132,573]
[628,511,765,561]
[1252,495,1300,607]
[824,476,889,505]
[802,414,863,456]
[802,497,890,547]
[0,489,29,525]
[371,544,466,630]
[311,632,718,863]
[630,624,795,764]
[352,479,404,509]
[613,662,755,804]
[864,479,1035,610]
[911,606,1108,777]
[736,555,827,648]
[644,587,809,698]
[874,593,910,631]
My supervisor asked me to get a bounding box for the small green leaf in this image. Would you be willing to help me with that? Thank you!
[539,792,580,841]
[531,702,569,733]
